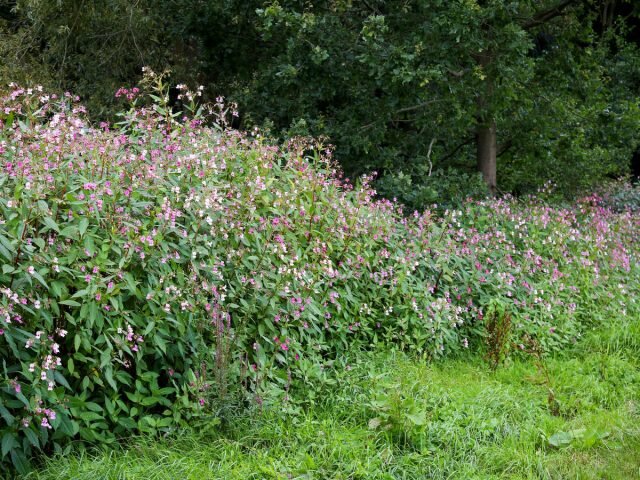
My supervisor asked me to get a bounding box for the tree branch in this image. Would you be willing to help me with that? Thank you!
[359,100,444,131]
[438,136,475,164]
[362,0,381,15]
[497,140,513,157]
[521,0,580,30]
[394,99,445,115]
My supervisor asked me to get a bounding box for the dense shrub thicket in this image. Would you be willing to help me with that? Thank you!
[0,84,638,473]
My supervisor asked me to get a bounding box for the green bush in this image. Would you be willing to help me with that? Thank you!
[598,180,640,213]
[1,80,638,474]
[374,167,489,212]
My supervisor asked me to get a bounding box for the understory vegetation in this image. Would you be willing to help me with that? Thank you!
[1,78,639,477]
[30,318,640,479]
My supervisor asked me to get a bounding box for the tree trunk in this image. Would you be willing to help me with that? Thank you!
[476,119,497,195]
[475,48,497,196]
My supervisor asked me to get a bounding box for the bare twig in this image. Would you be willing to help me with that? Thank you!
[427,137,436,176]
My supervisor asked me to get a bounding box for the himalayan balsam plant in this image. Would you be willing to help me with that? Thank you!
[0,76,638,473]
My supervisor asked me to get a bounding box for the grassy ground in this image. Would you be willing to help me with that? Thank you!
[30,316,640,479]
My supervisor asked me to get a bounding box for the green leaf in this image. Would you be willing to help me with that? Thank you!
[105,397,115,416]
[60,225,79,238]
[53,371,72,390]
[123,272,139,296]
[2,432,17,458]
[0,234,15,254]
[118,417,137,429]
[142,321,155,336]
[0,234,13,262]
[42,217,60,233]
[15,391,29,408]
[104,366,118,391]
[548,428,586,448]
[89,302,99,328]
[31,270,49,289]
[79,218,90,236]
[156,417,174,428]
[154,334,167,354]
[406,411,426,426]
[22,428,39,449]
[50,281,65,298]
[79,411,103,422]
[0,405,15,426]
[85,402,104,413]
[140,396,162,406]
[11,448,30,475]
[4,112,13,128]
[140,416,157,427]
[57,415,78,436]
[60,299,81,307]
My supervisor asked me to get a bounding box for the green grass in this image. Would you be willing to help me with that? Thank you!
[30,320,640,480]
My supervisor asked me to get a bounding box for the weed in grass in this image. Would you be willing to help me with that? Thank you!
[521,334,560,417]
[484,301,513,371]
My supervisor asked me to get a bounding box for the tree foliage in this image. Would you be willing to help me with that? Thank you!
[1,0,639,204]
